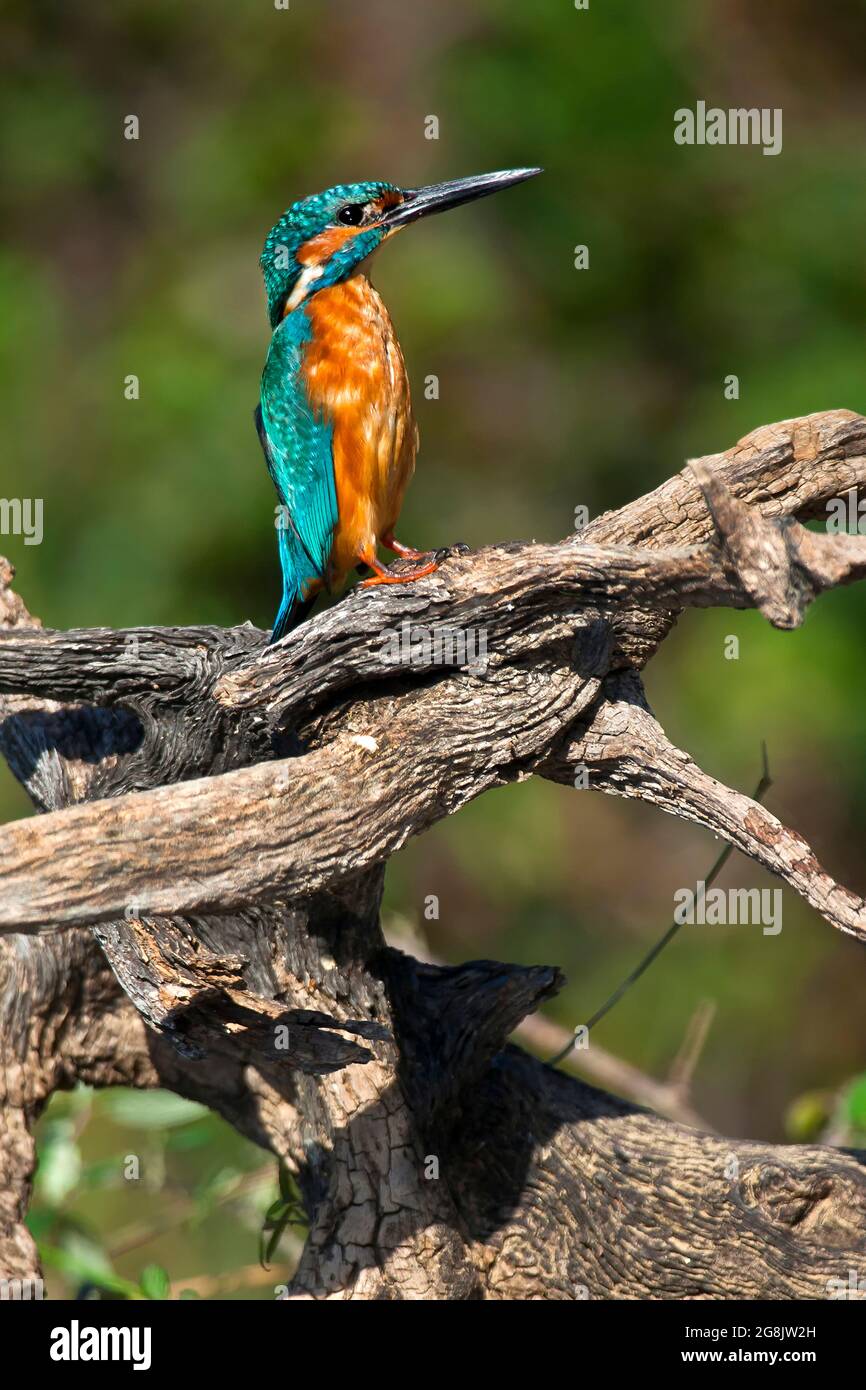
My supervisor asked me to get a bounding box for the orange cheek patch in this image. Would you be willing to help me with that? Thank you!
[296,198,405,268]
[296,225,363,267]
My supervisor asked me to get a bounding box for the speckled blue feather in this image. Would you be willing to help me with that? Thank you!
[257,308,338,641]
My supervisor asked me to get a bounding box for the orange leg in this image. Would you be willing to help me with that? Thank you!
[381,530,433,562]
[357,544,439,589]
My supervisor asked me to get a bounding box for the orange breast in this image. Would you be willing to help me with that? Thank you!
[300,275,417,587]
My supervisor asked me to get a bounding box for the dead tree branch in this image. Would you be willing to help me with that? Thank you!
[1,409,865,1299]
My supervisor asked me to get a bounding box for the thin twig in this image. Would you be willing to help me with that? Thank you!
[549,743,772,1065]
[518,1011,709,1128]
[667,997,717,1095]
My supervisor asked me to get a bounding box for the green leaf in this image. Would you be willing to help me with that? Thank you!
[101,1090,209,1130]
[139,1264,171,1300]
[36,1127,82,1205]
[165,1117,221,1151]
[193,1165,242,1206]
[263,1198,290,1228]
[25,1206,56,1241]
[785,1091,831,1142]
[845,1074,866,1130]
[261,1218,287,1270]
[278,1161,295,1204]
[40,1240,141,1300]
[259,1176,306,1268]
[80,1157,124,1190]
[57,1230,113,1280]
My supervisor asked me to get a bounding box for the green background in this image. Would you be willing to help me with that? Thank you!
[2,0,865,1298]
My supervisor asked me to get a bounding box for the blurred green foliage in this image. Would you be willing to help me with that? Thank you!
[30,1085,303,1299]
[3,0,866,1297]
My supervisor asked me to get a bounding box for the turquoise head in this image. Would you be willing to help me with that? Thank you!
[260,168,542,327]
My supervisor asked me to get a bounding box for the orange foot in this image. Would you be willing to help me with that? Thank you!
[381,530,434,562]
[357,549,440,589]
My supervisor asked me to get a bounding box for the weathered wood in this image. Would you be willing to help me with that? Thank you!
[1,409,865,1300]
[2,475,865,938]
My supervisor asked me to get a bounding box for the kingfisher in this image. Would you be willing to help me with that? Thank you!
[255,167,541,642]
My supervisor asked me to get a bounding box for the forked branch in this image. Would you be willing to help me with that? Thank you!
[1,408,865,1299]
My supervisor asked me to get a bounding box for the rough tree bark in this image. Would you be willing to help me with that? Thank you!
[1,409,865,1299]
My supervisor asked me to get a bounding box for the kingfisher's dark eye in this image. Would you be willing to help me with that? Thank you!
[337,203,365,226]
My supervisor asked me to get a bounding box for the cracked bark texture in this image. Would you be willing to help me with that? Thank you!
[1,410,865,1300]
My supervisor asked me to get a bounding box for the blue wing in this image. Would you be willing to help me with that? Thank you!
[256,309,338,641]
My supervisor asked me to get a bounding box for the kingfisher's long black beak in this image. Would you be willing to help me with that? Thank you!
[383,167,542,229]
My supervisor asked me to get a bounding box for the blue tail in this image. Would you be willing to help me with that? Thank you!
[270,587,316,643]
[269,526,321,644]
